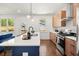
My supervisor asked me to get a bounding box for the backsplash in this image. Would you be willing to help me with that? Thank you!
[54,26,77,33]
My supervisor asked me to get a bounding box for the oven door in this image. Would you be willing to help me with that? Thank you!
[56,37,65,55]
[58,38,65,48]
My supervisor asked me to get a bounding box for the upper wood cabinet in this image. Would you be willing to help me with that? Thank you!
[72,3,78,26]
[53,15,61,27]
[66,3,78,26]
[52,3,78,28]
[52,10,66,28]
[61,11,66,19]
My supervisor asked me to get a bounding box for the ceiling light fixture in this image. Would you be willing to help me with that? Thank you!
[27,15,31,19]
[27,3,34,22]
[31,19,34,22]
[27,3,32,19]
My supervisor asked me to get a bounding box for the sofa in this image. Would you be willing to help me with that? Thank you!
[0,33,15,54]
[0,33,15,43]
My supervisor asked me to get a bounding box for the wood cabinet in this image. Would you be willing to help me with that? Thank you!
[53,15,61,27]
[72,4,78,26]
[65,38,76,56]
[52,10,66,28]
[52,3,79,27]
[61,18,66,27]
[50,32,62,56]
[50,32,56,45]
[61,11,66,19]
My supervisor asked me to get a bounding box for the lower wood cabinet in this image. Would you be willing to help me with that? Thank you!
[65,38,76,56]
[50,32,57,45]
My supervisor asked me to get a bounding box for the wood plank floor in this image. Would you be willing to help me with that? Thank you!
[40,40,57,56]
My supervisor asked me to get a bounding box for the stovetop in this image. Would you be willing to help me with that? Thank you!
[58,32,76,37]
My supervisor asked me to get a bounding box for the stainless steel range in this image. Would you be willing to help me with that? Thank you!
[56,34,65,55]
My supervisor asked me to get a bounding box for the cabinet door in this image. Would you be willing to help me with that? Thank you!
[65,38,76,56]
[53,15,61,28]
[50,33,56,45]
[65,40,72,56]
[52,11,66,28]
[61,19,66,27]
[61,11,66,19]
[72,4,77,26]
[70,40,76,55]
[61,11,66,27]
[52,16,58,27]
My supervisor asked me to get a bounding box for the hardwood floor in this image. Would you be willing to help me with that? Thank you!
[40,40,57,56]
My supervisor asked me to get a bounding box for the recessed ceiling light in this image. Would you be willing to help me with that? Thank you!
[27,15,31,19]
[31,19,34,22]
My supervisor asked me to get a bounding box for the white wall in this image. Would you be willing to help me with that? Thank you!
[32,15,53,32]
[0,15,53,39]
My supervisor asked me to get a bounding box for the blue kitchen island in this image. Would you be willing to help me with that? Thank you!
[0,32,40,56]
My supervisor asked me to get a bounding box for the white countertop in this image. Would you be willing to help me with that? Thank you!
[65,36,77,41]
[0,32,40,46]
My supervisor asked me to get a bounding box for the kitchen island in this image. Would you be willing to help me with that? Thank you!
[0,32,40,56]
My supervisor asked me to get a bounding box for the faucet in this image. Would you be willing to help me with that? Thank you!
[28,26,35,33]
[27,26,34,39]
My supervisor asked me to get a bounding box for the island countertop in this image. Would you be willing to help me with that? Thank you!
[0,32,40,46]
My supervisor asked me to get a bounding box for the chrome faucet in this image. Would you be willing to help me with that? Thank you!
[28,26,35,33]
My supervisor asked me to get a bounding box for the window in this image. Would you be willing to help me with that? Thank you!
[0,18,14,32]
[1,18,7,32]
[8,18,14,31]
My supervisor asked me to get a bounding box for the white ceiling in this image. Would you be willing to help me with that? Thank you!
[0,3,67,15]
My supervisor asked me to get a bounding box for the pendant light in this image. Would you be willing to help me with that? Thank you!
[31,3,34,22]
[27,15,31,19]
[27,3,34,22]
[27,3,31,19]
